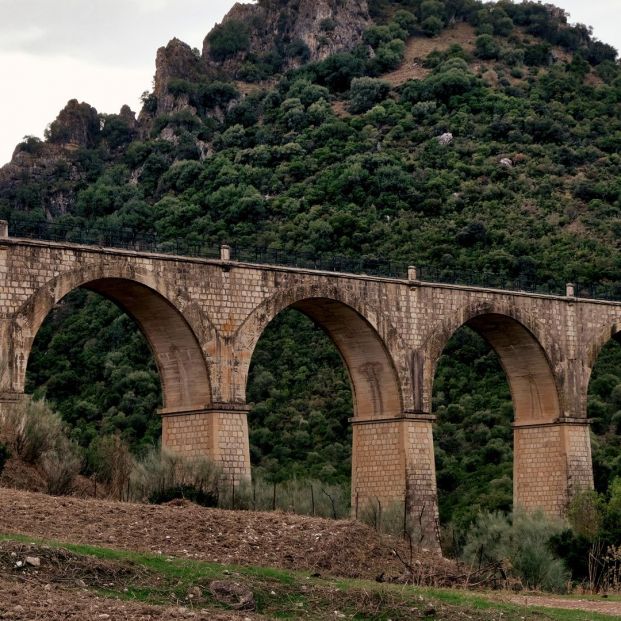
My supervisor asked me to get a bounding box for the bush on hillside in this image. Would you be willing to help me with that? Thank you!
[462,510,569,592]
[348,77,391,113]
[130,447,220,506]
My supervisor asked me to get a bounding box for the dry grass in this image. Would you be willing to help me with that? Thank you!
[382,22,477,86]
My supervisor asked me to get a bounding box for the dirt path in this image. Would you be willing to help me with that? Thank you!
[382,22,476,86]
[505,594,621,618]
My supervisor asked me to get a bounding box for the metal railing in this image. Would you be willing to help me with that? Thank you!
[415,266,565,296]
[7,219,222,260]
[3,218,620,302]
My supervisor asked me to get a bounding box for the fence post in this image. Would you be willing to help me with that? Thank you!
[220,244,231,261]
[408,266,419,281]
[566,283,575,298]
[0,221,7,238]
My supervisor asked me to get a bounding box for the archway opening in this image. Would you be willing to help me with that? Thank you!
[587,332,621,494]
[245,297,403,516]
[26,289,162,451]
[24,277,211,453]
[247,308,352,484]
[433,326,513,531]
[432,313,562,533]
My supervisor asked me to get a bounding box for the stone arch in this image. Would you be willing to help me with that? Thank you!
[586,319,621,380]
[234,285,407,420]
[10,266,213,411]
[426,302,575,517]
[425,303,562,423]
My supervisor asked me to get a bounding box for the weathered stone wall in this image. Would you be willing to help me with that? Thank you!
[1,232,621,544]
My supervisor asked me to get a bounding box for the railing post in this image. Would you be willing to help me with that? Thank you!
[0,220,8,239]
[408,265,419,281]
[220,244,231,261]
[566,283,575,298]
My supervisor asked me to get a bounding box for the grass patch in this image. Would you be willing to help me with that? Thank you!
[0,532,617,620]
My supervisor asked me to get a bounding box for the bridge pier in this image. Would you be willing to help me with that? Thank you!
[351,412,439,550]
[0,392,26,420]
[513,417,593,516]
[160,404,251,484]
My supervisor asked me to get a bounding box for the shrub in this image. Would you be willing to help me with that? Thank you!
[462,510,569,592]
[422,15,443,37]
[568,489,603,540]
[475,35,501,60]
[1,399,83,494]
[40,443,82,496]
[348,77,391,114]
[87,434,134,500]
[221,475,350,518]
[319,17,337,32]
[206,20,251,61]
[149,484,218,507]
[0,442,10,476]
[2,399,68,464]
[130,447,220,506]
[393,10,418,35]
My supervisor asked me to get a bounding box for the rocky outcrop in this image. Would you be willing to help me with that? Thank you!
[0,143,81,219]
[46,100,100,149]
[147,0,371,120]
[152,38,202,116]
[203,0,371,68]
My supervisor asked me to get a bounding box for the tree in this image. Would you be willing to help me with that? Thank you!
[348,78,391,113]
[475,34,500,60]
[206,20,251,61]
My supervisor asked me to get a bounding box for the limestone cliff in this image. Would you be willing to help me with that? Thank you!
[149,0,371,116]
[151,38,203,117]
[203,0,371,67]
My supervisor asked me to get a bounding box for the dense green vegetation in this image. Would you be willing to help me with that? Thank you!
[2,0,620,539]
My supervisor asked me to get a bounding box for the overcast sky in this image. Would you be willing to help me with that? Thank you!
[0,0,618,165]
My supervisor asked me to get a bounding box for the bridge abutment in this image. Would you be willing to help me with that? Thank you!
[161,404,251,484]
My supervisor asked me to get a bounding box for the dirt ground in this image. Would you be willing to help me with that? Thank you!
[0,576,255,620]
[0,487,434,580]
[0,540,257,620]
[1,488,621,618]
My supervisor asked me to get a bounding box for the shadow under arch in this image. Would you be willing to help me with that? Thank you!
[587,320,621,382]
[244,296,404,420]
[14,273,212,412]
[429,310,562,424]
[430,309,571,518]
[585,320,621,492]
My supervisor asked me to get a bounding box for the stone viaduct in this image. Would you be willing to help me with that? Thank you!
[1,220,620,545]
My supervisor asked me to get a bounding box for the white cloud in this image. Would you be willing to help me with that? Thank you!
[0,0,239,164]
[1,51,149,160]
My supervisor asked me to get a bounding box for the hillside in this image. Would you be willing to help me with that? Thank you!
[1,0,620,535]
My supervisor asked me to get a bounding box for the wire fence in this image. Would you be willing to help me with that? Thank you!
[5,218,620,302]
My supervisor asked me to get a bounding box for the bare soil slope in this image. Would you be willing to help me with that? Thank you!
[0,487,430,580]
